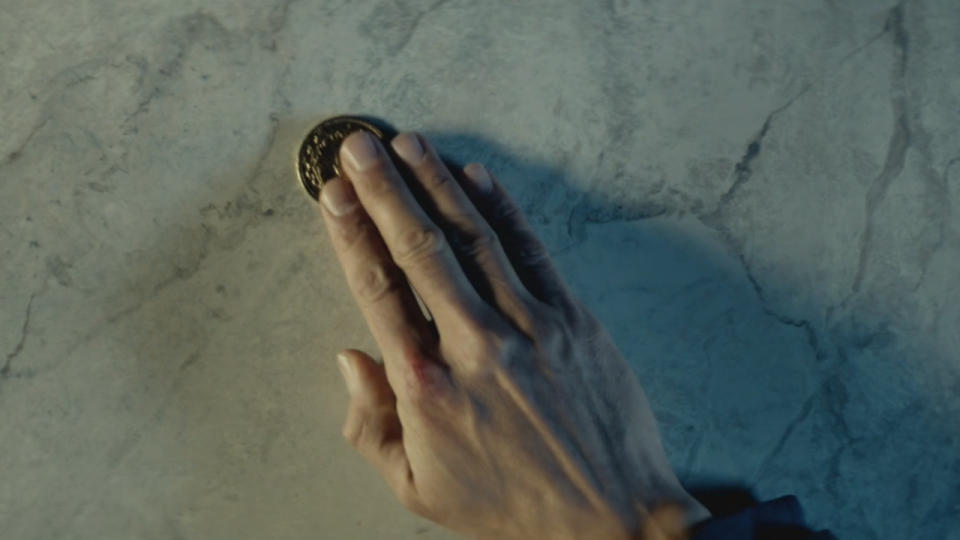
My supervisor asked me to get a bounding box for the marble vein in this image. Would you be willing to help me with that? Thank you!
[391,0,453,56]
[66,114,281,357]
[751,384,819,482]
[717,85,811,209]
[1,293,36,379]
[852,3,911,294]
[946,157,960,184]
[3,116,50,165]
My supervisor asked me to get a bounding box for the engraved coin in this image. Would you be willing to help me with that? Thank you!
[296,116,390,201]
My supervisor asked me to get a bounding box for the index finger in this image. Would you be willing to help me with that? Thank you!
[318,176,438,399]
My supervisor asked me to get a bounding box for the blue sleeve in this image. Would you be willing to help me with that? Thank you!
[690,495,836,539]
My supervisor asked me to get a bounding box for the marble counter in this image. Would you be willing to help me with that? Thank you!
[1,0,958,538]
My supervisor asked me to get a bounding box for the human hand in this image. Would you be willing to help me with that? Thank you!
[318,129,710,539]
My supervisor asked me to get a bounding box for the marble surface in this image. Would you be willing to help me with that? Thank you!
[2,0,958,538]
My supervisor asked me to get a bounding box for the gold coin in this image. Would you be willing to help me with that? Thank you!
[296,115,394,201]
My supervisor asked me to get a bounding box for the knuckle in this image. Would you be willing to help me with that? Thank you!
[541,304,568,332]
[477,340,507,375]
[402,376,430,409]
[492,198,522,223]
[404,371,443,411]
[458,322,527,377]
[399,347,439,404]
[492,332,536,374]
[456,338,497,378]
[421,164,452,189]
[563,299,594,331]
[565,300,590,329]
[503,236,550,266]
[530,310,565,349]
[399,359,461,416]
[393,226,446,266]
[335,215,374,250]
[451,226,497,259]
[352,262,404,303]
[454,307,500,341]
[517,240,551,266]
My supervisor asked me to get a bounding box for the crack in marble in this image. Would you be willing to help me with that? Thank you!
[568,2,936,384]
[1,292,38,379]
[733,246,828,362]
[821,355,853,437]
[752,385,818,482]
[123,13,230,128]
[67,115,281,355]
[851,3,911,294]
[696,183,834,368]
[272,62,295,112]
[106,337,212,467]
[124,78,162,129]
[348,0,452,112]
[717,85,811,208]
[686,198,835,377]
[3,116,51,165]
[836,25,891,67]
[179,350,203,371]
[750,333,912,487]
[946,157,960,187]
[123,1,294,128]
[569,202,669,236]
[262,0,300,49]
[913,176,952,292]
[761,308,826,361]
[393,0,452,56]
[62,69,98,90]
[358,0,453,58]
[2,56,113,162]
[274,0,300,30]
[711,4,927,224]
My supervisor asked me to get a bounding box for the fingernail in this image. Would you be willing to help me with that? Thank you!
[337,353,356,394]
[390,133,424,164]
[320,177,359,216]
[341,131,380,172]
[464,163,493,194]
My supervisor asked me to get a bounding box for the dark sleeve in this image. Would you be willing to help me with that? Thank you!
[690,495,836,540]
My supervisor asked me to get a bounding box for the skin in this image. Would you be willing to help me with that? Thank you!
[318,129,712,539]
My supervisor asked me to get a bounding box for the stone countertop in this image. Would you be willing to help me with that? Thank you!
[1,1,958,538]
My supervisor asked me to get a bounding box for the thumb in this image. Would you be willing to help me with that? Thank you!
[337,348,396,407]
[337,349,422,512]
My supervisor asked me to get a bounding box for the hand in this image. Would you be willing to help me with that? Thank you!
[318,129,710,539]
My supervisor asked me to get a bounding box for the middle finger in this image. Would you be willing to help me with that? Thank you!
[389,132,540,336]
